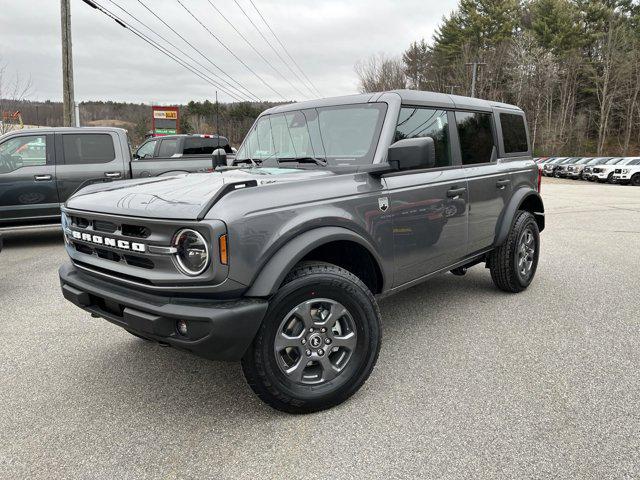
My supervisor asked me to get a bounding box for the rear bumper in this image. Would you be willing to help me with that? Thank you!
[59,262,268,361]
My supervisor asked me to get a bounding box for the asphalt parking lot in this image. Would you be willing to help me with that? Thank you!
[1,178,639,479]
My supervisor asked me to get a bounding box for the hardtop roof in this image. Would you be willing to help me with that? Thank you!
[261,89,523,115]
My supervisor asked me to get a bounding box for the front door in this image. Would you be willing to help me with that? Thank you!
[0,133,59,223]
[454,111,512,254]
[386,107,468,287]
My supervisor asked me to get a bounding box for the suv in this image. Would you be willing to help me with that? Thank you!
[58,91,544,414]
[612,158,640,185]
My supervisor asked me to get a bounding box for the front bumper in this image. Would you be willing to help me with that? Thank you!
[613,173,631,181]
[59,262,268,361]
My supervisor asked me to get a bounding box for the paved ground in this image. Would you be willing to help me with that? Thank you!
[1,178,639,479]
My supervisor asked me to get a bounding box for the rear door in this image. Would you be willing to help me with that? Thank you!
[386,106,469,286]
[0,133,59,223]
[55,132,126,202]
[454,110,513,254]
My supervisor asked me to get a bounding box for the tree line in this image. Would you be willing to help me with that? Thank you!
[2,96,279,146]
[356,0,640,156]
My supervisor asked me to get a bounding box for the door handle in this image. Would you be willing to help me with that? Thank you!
[446,187,466,198]
[496,179,511,189]
[34,174,52,181]
[104,172,122,178]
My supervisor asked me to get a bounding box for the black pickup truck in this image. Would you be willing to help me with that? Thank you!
[0,128,231,227]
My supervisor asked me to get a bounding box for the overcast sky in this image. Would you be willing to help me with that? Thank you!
[0,0,457,104]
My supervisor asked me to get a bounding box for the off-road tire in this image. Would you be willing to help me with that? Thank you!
[488,210,540,293]
[242,262,381,414]
[631,173,640,187]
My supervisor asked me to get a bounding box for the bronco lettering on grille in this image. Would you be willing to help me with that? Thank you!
[71,230,146,252]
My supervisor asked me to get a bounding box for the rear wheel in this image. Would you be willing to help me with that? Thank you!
[631,173,640,186]
[489,210,540,293]
[242,262,381,414]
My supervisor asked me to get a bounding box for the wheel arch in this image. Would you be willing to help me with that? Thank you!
[494,188,544,247]
[245,227,386,297]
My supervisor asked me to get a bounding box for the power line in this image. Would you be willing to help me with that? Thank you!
[176,0,286,101]
[84,0,246,102]
[247,0,322,97]
[134,0,260,102]
[204,0,310,99]
[231,0,315,98]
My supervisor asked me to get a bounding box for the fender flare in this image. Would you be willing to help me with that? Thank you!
[494,188,545,247]
[245,226,385,297]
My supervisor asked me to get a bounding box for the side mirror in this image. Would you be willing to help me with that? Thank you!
[212,148,227,167]
[133,152,140,160]
[388,137,436,171]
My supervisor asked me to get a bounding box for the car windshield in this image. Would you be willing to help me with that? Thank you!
[587,158,608,164]
[575,158,591,164]
[235,103,387,167]
[617,158,636,166]
[628,159,640,165]
[605,158,622,165]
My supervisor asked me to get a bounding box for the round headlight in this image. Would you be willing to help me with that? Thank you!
[173,229,209,276]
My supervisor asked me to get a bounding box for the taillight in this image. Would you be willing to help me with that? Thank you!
[537,167,542,193]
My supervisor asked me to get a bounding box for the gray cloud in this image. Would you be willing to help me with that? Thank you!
[0,0,457,104]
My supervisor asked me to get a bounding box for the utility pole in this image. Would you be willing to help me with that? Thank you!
[465,62,486,98]
[61,0,76,127]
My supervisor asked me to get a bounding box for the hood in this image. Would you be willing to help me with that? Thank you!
[65,168,331,220]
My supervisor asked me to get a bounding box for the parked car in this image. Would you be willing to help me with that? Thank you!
[566,157,599,179]
[542,157,566,176]
[554,157,582,178]
[612,158,640,185]
[58,90,544,414]
[0,128,232,227]
[589,157,638,183]
[582,157,614,181]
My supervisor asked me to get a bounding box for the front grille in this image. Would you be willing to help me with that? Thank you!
[122,224,151,238]
[93,220,117,233]
[123,254,154,269]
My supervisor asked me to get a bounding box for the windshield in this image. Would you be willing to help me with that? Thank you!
[575,158,591,164]
[236,103,387,166]
[605,158,622,165]
[587,157,608,165]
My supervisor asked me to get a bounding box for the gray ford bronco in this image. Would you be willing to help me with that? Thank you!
[59,90,544,413]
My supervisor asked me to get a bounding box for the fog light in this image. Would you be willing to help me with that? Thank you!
[176,320,188,336]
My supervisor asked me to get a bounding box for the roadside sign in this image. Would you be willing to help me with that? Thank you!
[152,106,179,136]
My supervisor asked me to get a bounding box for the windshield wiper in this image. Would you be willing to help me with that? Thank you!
[277,156,327,166]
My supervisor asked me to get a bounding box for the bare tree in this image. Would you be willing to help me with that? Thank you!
[0,59,33,134]
[355,53,407,93]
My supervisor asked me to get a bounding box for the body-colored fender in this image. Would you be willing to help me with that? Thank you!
[245,226,386,297]
[494,188,544,247]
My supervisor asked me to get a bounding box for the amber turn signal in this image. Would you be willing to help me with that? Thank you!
[219,234,228,265]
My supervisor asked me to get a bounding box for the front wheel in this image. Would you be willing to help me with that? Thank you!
[488,210,540,293]
[631,173,640,186]
[242,262,381,414]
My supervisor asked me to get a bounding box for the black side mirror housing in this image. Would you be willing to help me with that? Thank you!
[212,148,228,167]
[388,137,436,171]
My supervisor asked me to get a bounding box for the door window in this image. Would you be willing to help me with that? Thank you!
[136,140,157,159]
[157,138,179,157]
[62,134,115,165]
[0,135,47,173]
[500,113,528,153]
[456,111,495,165]
[395,107,452,168]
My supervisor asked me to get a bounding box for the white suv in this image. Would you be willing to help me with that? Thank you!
[612,158,640,186]
[588,157,634,183]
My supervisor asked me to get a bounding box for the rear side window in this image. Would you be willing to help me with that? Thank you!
[183,137,231,155]
[62,134,115,165]
[395,107,452,168]
[500,113,528,153]
[455,112,495,165]
[158,138,179,157]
